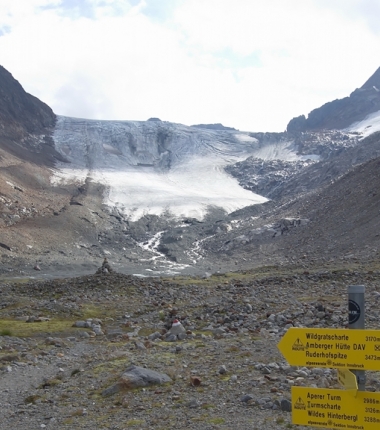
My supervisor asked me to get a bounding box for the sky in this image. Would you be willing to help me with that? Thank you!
[0,0,379,132]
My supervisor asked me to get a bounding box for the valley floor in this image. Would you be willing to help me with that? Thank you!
[1,264,380,429]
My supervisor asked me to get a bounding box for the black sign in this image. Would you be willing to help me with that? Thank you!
[348,299,361,324]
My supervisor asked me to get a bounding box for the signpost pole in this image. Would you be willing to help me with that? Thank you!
[348,285,366,391]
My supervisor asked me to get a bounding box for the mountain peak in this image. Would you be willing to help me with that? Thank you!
[361,66,380,90]
[287,66,380,132]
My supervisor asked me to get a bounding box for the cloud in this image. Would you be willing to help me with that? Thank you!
[56,0,134,19]
[53,72,116,119]
[139,0,184,23]
[0,0,58,28]
[0,0,379,131]
[315,0,380,35]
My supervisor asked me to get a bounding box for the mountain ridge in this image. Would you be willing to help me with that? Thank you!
[287,66,380,132]
[1,64,380,278]
[0,65,64,167]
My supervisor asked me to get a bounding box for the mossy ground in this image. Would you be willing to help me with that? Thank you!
[0,318,78,337]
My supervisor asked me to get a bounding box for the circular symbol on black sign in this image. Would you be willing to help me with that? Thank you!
[348,300,361,324]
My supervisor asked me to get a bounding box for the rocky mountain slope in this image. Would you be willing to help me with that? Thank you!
[1,65,380,279]
[287,66,380,131]
[226,129,380,202]
[0,65,62,166]
[206,148,380,268]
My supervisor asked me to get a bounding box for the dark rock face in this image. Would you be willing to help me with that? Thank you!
[0,65,61,165]
[225,157,312,198]
[147,117,162,122]
[286,115,306,132]
[191,123,236,131]
[226,129,359,199]
[0,65,56,135]
[287,67,380,132]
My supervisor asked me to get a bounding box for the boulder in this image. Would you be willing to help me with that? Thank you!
[102,365,172,396]
[168,319,186,335]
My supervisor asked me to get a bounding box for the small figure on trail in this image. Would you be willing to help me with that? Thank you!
[34,262,41,271]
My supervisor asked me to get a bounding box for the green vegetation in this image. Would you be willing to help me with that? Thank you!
[207,417,225,424]
[137,327,156,337]
[0,318,77,337]
[125,419,145,427]
[24,394,41,404]
[81,304,104,319]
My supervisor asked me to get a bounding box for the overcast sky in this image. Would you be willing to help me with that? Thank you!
[0,0,379,132]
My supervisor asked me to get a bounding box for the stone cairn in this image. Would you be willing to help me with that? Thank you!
[96,258,114,275]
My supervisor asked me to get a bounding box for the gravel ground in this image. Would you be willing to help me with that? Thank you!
[1,264,380,429]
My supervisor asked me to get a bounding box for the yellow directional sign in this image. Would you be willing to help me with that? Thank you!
[278,327,380,371]
[337,368,358,396]
[292,386,380,429]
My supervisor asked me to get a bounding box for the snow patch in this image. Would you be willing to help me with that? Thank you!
[92,156,267,221]
[51,168,88,186]
[234,133,258,143]
[345,110,380,138]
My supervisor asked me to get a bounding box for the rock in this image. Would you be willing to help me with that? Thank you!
[230,375,238,382]
[148,331,162,341]
[186,399,200,408]
[73,321,87,328]
[134,341,146,351]
[241,394,254,403]
[245,303,253,313]
[287,115,307,132]
[102,365,172,396]
[106,330,123,339]
[168,319,186,335]
[213,327,226,336]
[91,324,104,336]
[219,365,227,374]
[79,331,90,338]
[280,398,292,412]
[317,377,330,388]
[190,376,201,386]
[165,334,177,342]
[96,257,114,275]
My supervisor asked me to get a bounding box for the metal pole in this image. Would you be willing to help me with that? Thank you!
[348,285,366,391]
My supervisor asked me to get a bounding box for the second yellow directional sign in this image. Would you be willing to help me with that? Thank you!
[278,327,380,371]
[292,386,380,429]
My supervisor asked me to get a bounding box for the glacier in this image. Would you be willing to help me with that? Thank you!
[52,116,274,220]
